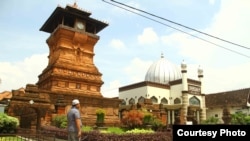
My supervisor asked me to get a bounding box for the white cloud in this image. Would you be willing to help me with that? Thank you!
[138,27,159,45]
[160,0,250,94]
[102,58,152,98]
[0,53,48,92]
[109,39,126,50]
[209,0,250,47]
[124,57,153,83]
[101,80,121,98]
[161,32,215,63]
[209,0,216,5]
[203,62,250,93]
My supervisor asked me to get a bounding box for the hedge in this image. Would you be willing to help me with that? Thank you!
[40,126,172,141]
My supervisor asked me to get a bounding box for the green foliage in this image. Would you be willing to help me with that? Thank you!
[142,111,164,131]
[82,126,93,132]
[231,111,250,125]
[126,128,154,134]
[0,113,19,133]
[200,116,219,124]
[143,112,153,125]
[96,108,106,123]
[41,126,171,141]
[52,115,67,128]
[0,137,25,141]
[121,110,144,129]
[96,108,106,115]
[106,127,125,134]
[151,117,164,130]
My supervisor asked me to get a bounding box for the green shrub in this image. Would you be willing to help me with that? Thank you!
[231,111,250,125]
[200,116,219,124]
[96,108,106,123]
[107,127,125,134]
[82,126,93,132]
[143,112,153,125]
[0,113,19,133]
[52,115,67,128]
[151,117,164,131]
[126,128,154,134]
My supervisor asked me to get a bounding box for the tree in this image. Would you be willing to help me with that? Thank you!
[231,111,250,125]
[0,113,19,133]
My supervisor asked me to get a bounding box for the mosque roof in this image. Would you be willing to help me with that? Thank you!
[144,54,182,84]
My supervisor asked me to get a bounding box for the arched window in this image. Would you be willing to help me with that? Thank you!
[150,96,158,104]
[138,96,145,103]
[160,98,168,104]
[174,98,181,104]
[189,96,200,106]
[121,99,126,105]
[129,98,135,105]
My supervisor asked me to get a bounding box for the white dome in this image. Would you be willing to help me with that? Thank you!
[145,54,182,84]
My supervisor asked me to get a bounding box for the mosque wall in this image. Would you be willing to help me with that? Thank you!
[169,84,182,104]
[207,106,250,124]
[206,108,223,123]
[147,86,169,104]
[119,86,147,104]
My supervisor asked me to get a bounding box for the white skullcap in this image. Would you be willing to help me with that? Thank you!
[72,99,80,105]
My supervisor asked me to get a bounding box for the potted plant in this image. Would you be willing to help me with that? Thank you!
[143,112,153,129]
[95,108,106,127]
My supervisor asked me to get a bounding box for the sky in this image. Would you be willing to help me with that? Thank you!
[0,0,250,98]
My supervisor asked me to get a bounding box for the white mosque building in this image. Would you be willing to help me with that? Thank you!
[119,53,206,125]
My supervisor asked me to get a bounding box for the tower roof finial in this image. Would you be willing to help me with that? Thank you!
[73,0,78,8]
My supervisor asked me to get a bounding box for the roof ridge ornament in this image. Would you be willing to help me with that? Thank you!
[73,1,78,8]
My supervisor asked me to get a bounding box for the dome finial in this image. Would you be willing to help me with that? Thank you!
[161,52,164,58]
[198,65,203,75]
[181,60,187,70]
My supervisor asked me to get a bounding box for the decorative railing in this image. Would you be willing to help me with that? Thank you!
[0,128,56,141]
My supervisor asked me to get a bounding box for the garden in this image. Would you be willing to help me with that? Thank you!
[3,110,249,141]
[40,109,172,141]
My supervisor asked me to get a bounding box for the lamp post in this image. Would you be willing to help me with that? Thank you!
[29,100,34,105]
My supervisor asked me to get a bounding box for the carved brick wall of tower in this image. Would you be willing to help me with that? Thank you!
[36,4,109,97]
[37,26,103,97]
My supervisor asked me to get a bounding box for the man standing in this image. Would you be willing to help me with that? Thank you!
[67,99,82,141]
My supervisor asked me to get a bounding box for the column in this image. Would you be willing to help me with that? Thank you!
[172,110,175,124]
[198,65,204,94]
[182,93,188,124]
[200,96,206,121]
[196,110,200,124]
[198,66,206,122]
[168,110,171,124]
[181,60,188,91]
